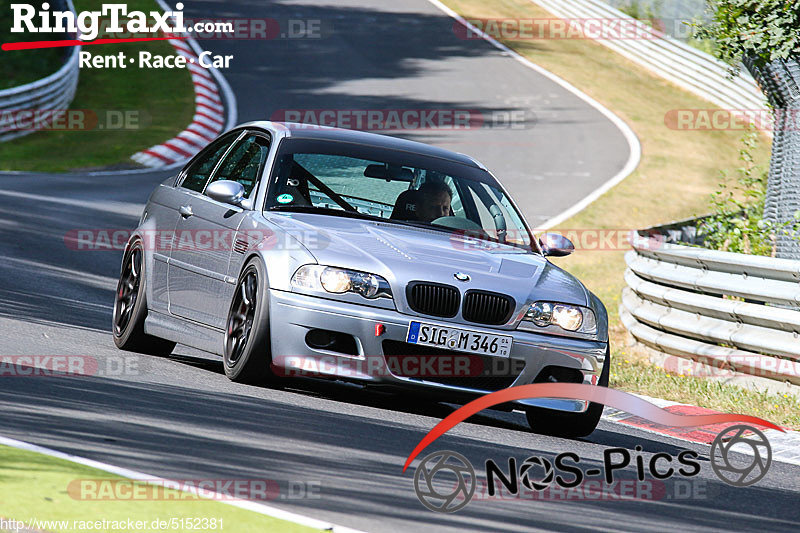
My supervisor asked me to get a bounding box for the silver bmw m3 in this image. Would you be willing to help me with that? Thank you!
[113,121,610,437]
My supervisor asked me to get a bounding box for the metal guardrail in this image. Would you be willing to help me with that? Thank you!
[621,236,800,389]
[0,0,80,142]
[531,0,766,115]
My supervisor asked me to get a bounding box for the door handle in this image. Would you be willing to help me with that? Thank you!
[179,205,193,218]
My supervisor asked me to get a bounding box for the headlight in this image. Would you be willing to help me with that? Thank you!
[291,265,392,299]
[520,301,597,334]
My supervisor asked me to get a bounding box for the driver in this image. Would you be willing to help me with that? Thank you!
[415,180,452,223]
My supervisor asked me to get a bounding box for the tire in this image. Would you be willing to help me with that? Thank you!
[113,241,176,356]
[223,258,275,384]
[525,348,610,438]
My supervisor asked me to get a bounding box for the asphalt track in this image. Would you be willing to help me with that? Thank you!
[0,0,798,531]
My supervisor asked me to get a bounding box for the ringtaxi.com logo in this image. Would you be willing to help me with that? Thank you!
[10,2,189,42]
[8,3,327,41]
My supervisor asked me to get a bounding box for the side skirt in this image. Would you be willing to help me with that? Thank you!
[145,310,224,355]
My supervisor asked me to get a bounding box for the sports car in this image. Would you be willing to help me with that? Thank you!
[113,121,609,437]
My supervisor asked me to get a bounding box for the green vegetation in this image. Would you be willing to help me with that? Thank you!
[616,0,662,25]
[0,4,66,89]
[0,443,324,533]
[695,0,800,69]
[0,0,195,171]
[697,130,800,255]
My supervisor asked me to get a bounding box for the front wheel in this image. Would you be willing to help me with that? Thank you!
[112,241,176,356]
[224,258,275,384]
[525,349,610,438]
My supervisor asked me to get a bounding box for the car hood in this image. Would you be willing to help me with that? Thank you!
[264,212,591,310]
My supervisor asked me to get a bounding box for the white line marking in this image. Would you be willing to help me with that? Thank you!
[0,189,143,218]
[0,434,367,533]
[425,0,641,229]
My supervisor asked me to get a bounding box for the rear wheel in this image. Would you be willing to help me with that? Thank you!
[113,241,176,356]
[224,258,275,384]
[525,349,610,438]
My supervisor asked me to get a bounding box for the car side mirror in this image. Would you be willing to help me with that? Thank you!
[539,232,574,257]
[206,180,245,207]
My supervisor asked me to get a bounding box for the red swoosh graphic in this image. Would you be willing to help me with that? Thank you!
[2,37,184,51]
[402,383,783,472]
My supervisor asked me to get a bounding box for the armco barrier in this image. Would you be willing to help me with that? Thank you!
[0,0,80,142]
[531,0,766,116]
[621,236,800,393]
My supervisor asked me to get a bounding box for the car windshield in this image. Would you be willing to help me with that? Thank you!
[266,138,534,250]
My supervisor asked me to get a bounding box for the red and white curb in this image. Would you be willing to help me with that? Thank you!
[602,393,800,466]
[0,434,366,533]
[131,2,237,169]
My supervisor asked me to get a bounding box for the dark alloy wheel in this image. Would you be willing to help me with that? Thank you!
[223,258,275,383]
[114,246,142,336]
[112,241,175,356]
[226,268,257,367]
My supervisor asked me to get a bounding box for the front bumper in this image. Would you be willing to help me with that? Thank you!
[269,289,607,413]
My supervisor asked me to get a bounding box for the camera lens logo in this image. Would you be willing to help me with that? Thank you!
[519,456,554,491]
[710,425,772,487]
[413,450,476,513]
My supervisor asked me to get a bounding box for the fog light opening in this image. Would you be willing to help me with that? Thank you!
[305,329,359,356]
[533,366,584,385]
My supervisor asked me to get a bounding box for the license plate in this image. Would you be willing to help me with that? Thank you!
[406,321,512,357]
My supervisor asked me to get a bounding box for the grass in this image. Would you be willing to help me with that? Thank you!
[0,443,323,533]
[611,354,800,429]
[0,5,66,89]
[438,0,797,426]
[0,0,195,172]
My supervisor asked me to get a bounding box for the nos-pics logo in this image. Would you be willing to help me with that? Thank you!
[412,424,773,513]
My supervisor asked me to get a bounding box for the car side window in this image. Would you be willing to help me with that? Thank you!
[207,134,271,197]
[180,132,240,192]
